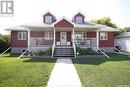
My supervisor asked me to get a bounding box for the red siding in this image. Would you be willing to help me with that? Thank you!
[99,32,114,47]
[67,32,71,41]
[87,32,96,38]
[54,19,74,27]
[73,13,85,23]
[43,12,56,23]
[56,32,60,41]
[56,32,72,42]
[11,31,28,47]
[30,31,44,37]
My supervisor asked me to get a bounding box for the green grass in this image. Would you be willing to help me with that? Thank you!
[0,54,56,87]
[72,53,130,87]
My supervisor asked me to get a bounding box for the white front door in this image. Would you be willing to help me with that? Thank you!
[60,32,67,45]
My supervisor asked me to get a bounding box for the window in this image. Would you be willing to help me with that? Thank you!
[100,32,108,40]
[76,16,83,24]
[45,16,52,24]
[75,32,85,41]
[18,32,27,40]
[45,32,53,40]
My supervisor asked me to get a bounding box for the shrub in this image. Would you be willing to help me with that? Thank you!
[35,48,52,56]
[0,34,10,53]
[76,47,97,55]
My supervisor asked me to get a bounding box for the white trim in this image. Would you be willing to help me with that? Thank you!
[51,17,75,27]
[18,31,27,40]
[45,16,53,24]
[28,30,30,47]
[72,11,86,20]
[76,16,83,24]
[100,32,108,40]
[44,32,53,40]
[42,11,56,20]
[96,29,99,50]
[60,32,67,45]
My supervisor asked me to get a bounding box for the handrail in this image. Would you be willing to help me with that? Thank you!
[114,47,123,54]
[18,48,29,59]
[72,34,76,58]
[73,41,76,58]
[52,42,55,58]
[0,47,11,56]
[98,48,110,58]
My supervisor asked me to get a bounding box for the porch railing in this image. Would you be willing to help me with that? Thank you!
[75,38,97,47]
[30,37,53,47]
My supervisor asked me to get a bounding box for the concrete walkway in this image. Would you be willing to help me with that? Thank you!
[47,59,81,87]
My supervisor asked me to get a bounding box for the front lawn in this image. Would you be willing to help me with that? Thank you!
[0,54,56,87]
[72,53,130,87]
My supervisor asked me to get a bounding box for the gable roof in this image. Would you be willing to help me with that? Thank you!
[52,17,75,27]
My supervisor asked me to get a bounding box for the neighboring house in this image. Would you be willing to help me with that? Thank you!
[114,32,130,53]
[6,12,117,57]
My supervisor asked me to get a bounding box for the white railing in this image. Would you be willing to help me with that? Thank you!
[0,47,11,57]
[73,41,76,58]
[75,38,97,47]
[18,48,29,59]
[30,37,53,46]
[114,47,123,54]
[98,48,110,58]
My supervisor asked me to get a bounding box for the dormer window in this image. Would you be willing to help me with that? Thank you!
[45,16,52,24]
[76,16,83,24]
[43,12,56,24]
[73,12,85,24]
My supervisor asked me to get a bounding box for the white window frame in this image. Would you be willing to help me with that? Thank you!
[100,32,108,40]
[18,32,27,40]
[44,32,53,40]
[76,16,83,24]
[45,16,52,24]
[75,32,85,41]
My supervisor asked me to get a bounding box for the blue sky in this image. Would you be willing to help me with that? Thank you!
[0,0,130,34]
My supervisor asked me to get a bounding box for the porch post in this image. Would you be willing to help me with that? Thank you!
[28,29,30,49]
[54,28,56,44]
[72,28,74,43]
[96,29,99,50]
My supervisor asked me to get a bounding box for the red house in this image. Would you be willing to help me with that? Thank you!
[6,12,117,58]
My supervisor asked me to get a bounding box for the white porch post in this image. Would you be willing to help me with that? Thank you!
[72,28,74,42]
[28,29,30,49]
[96,29,99,50]
[54,28,56,44]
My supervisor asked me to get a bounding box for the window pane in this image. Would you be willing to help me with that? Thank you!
[23,32,26,40]
[76,16,82,23]
[100,32,108,40]
[45,16,52,24]
[45,32,53,39]
[18,32,26,40]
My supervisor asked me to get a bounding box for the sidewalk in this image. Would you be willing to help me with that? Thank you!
[47,59,81,87]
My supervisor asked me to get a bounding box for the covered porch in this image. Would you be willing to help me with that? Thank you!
[26,27,99,50]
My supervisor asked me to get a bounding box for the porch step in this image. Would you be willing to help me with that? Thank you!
[53,47,75,58]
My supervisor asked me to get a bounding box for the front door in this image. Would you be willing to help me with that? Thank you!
[60,32,67,45]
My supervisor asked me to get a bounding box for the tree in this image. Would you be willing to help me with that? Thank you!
[0,34,10,53]
[114,27,130,36]
[90,17,117,28]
